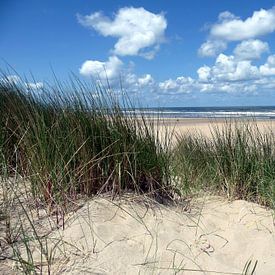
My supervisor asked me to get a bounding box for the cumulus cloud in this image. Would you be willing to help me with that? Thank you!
[137,74,154,86]
[217,11,239,22]
[77,52,275,96]
[233,39,269,60]
[210,7,275,41]
[199,7,275,58]
[77,54,275,96]
[158,51,275,95]
[79,56,123,79]
[159,76,195,94]
[199,81,257,94]
[121,73,155,92]
[196,7,275,95]
[79,56,156,94]
[157,74,258,95]
[197,54,260,82]
[260,55,275,76]
[195,52,275,94]
[198,40,227,57]
[77,7,167,59]
[197,66,211,82]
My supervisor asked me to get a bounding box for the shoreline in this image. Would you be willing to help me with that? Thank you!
[157,116,275,125]
[149,116,275,124]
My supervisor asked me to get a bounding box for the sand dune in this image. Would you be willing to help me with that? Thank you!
[42,196,275,274]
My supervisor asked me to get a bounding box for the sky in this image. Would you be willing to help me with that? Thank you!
[1,0,275,107]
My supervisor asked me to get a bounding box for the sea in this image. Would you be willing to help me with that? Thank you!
[126,106,275,119]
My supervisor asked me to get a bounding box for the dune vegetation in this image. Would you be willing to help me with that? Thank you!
[173,122,275,208]
[0,76,173,204]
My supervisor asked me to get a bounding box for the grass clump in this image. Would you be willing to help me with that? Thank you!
[0,76,172,208]
[174,121,275,208]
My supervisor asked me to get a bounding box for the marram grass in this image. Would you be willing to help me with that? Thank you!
[173,120,275,208]
[1,74,275,210]
[0,76,173,208]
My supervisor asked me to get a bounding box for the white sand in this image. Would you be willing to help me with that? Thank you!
[156,118,275,145]
[43,196,275,274]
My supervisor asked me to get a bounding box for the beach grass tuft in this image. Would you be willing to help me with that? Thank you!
[173,120,275,208]
[0,75,173,209]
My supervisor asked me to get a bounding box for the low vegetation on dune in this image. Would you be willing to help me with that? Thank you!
[2,75,274,209]
[0,76,173,207]
[173,122,275,208]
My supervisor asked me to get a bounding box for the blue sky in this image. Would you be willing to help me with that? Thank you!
[1,0,275,107]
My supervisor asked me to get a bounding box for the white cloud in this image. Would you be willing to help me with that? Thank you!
[79,56,123,79]
[157,74,255,95]
[234,39,269,60]
[195,53,275,94]
[77,7,167,58]
[210,7,275,41]
[198,53,260,82]
[199,7,275,58]
[197,66,211,82]
[260,55,275,76]
[199,82,256,94]
[157,51,275,95]
[79,57,155,94]
[159,76,194,94]
[121,73,155,93]
[76,53,275,97]
[138,74,154,86]
[198,40,227,57]
[78,53,274,96]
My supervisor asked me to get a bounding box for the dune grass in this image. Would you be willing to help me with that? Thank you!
[1,75,275,209]
[0,76,173,209]
[173,121,275,208]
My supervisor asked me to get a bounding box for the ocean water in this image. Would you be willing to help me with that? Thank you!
[125,106,275,119]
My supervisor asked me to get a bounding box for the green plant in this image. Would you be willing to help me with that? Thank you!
[174,121,275,207]
[0,75,173,209]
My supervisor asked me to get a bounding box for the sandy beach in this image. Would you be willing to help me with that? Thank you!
[5,195,273,274]
[153,118,275,145]
[160,117,275,134]
[54,196,275,274]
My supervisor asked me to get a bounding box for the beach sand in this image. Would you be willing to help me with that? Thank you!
[30,196,275,274]
[155,118,275,144]
[2,191,274,274]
